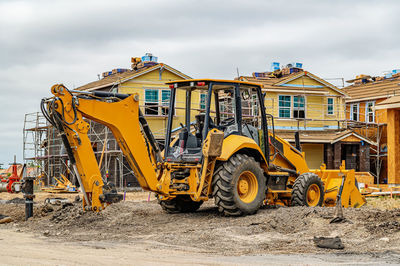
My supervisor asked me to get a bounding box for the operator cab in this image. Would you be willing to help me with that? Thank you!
[164,79,268,163]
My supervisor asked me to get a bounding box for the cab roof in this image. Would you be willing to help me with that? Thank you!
[165,79,263,89]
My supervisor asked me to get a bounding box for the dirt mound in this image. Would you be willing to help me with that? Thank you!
[0,200,396,255]
[6,198,25,204]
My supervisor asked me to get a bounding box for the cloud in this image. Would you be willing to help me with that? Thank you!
[0,0,400,164]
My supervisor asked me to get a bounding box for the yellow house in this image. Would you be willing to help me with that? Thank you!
[77,56,193,140]
[239,70,346,130]
[238,65,373,172]
[67,55,195,187]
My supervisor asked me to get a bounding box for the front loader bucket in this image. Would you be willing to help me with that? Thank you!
[312,166,366,208]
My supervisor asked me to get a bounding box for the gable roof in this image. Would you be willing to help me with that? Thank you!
[344,76,400,103]
[276,129,375,145]
[77,63,192,91]
[375,95,400,110]
[239,71,346,96]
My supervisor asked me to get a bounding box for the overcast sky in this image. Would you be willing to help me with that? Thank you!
[0,0,399,165]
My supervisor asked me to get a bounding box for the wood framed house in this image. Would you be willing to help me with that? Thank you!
[343,72,400,184]
[376,96,400,185]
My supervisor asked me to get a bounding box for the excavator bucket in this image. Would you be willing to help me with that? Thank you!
[312,163,366,208]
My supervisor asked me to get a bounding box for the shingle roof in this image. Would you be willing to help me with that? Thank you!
[76,63,191,91]
[375,95,400,110]
[343,77,400,102]
[239,71,346,96]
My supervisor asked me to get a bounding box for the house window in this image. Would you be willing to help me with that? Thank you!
[327,98,334,115]
[144,89,159,115]
[161,90,170,115]
[200,93,207,110]
[350,103,359,121]
[144,88,173,116]
[251,94,259,116]
[366,101,375,123]
[293,95,305,118]
[278,95,291,118]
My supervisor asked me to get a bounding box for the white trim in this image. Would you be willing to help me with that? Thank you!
[144,87,175,116]
[263,88,328,94]
[278,94,292,118]
[365,101,375,123]
[120,64,191,84]
[293,95,306,119]
[331,132,375,145]
[327,97,335,115]
[83,83,115,92]
[83,64,192,92]
[375,102,400,110]
[199,91,207,110]
[275,72,346,96]
[277,94,307,119]
[164,65,192,80]
[350,103,360,121]
[346,95,387,103]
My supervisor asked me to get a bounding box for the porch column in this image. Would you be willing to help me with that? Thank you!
[387,109,400,184]
[359,143,370,172]
[333,142,342,169]
[325,144,334,169]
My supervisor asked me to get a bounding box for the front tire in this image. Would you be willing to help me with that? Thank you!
[158,195,203,213]
[212,154,266,216]
[291,172,324,207]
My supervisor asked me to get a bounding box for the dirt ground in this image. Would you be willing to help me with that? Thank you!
[1,192,400,265]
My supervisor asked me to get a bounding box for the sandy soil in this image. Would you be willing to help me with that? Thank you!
[0,191,156,202]
[1,192,400,265]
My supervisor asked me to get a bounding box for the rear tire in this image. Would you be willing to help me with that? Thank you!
[158,195,203,213]
[212,154,266,216]
[291,172,324,207]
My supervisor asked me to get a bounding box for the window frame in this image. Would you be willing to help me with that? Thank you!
[293,95,306,119]
[251,93,259,117]
[161,89,171,116]
[365,101,375,123]
[278,95,292,118]
[350,103,360,121]
[144,88,174,116]
[199,92,207,110]
[327,97,334,116]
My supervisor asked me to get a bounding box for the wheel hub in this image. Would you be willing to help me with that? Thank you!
[237,171,258,203]
[238,179,249,194]
[306,184,321,206]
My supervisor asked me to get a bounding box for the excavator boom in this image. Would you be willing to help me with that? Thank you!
[42,84,161,211]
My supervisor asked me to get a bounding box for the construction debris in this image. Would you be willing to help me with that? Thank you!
[313,236,344,250]
[0,214,12,224]
[41,174,77,193]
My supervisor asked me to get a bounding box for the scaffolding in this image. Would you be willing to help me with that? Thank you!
[22,112,137,190]
[23,112,48,182]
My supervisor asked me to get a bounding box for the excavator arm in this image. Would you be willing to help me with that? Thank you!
[42,84,162,211]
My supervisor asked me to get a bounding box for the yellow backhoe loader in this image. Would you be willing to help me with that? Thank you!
[41,79,365,215]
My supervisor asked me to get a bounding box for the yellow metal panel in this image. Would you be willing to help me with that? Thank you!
[217,135,266,162]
